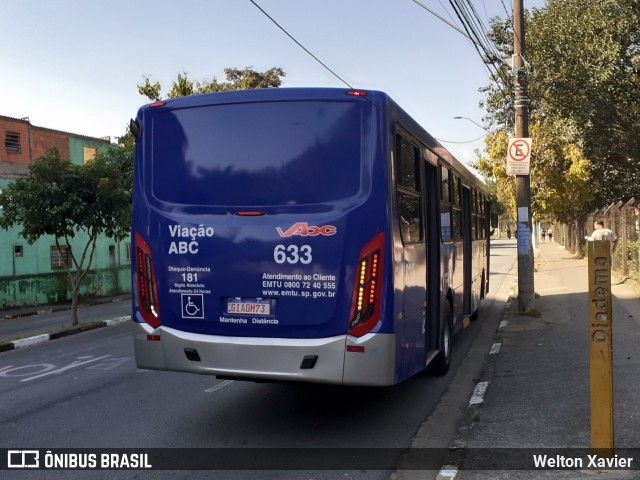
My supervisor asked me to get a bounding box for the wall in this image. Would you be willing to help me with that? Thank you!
[0,228,132,309]
[31,127,70,160]
[68,136,111,165]
[0,117,30,179]
[0,266,131,309]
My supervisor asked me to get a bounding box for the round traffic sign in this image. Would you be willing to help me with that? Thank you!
[509,139,531,162]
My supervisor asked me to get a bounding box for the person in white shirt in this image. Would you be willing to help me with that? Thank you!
[586,220,618,251]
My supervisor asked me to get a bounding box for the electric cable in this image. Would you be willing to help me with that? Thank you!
[248,0,354,89]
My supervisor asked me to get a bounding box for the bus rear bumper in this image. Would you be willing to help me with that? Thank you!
[133,322,396,386]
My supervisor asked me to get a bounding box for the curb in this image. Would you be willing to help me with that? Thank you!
[0,315,131,353]
[435,276,517,478]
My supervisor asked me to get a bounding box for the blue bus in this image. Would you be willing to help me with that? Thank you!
[130,88,491,386]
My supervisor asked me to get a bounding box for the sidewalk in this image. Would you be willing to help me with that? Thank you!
[444,241,640,479]
[0,294,131,352]
[1,293,131,320]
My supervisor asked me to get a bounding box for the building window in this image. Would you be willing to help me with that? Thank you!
[51,245,71,269]
[14,245,23,257]
[5,132,21,154]
[84,147,97,163]
[125,243,131,262]
[108,245,116,267]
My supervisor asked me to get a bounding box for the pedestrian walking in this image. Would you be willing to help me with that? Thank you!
[547,228,553,242]
[541,229,546,242]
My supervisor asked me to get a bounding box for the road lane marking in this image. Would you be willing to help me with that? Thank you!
[0,364,57,377]
[205,380,234,393]
[436,465,458,479]
[469,381,489,406]
[20,355,112,382]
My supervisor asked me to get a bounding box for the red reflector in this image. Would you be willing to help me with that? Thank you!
[235,211,265,216]
[149,101,166,108]
[346,90,368,97]
[347,345,365,353]
[147,335,161,342]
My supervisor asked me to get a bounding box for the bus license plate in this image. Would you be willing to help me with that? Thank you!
[226,299,271,316]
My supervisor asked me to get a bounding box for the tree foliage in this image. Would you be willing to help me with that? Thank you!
[138,66,286,101]
[527,0,640,204]
[477,0,640,223]
[0,147,132,324]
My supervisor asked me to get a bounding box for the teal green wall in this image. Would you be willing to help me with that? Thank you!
[68,136,111,165]
[0,228,132,309]
[0,266,131,309]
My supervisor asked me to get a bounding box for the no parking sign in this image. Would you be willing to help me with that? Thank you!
[506,137,531,175]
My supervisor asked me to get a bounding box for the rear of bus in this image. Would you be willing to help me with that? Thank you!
[131,88,397,386]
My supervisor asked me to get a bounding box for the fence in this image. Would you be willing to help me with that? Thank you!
[554,199,640,286]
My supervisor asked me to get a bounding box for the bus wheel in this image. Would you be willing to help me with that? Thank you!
[430,301,452,376]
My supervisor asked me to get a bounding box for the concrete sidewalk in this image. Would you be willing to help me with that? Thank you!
[1,293,131,320]
[0,294,131,351]
[443,241,640,479]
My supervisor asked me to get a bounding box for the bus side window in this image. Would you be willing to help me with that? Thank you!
[451,174,462,241]
[395,135,423,243]
[440,165,452,242]
[471,188,478,240]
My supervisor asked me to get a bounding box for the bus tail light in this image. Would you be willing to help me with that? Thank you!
[135,232,161,328]
[349,233,384,337]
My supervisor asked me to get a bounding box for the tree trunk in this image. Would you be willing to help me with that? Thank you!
[70,282,80,326]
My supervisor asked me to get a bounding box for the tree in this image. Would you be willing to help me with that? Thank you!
[0,147,132,325]
[138,66,286,101]
[474,118,595,231]
[480,0,640,212]
[526,0,640,204]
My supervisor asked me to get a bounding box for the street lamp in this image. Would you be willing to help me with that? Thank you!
[453,116,488,131]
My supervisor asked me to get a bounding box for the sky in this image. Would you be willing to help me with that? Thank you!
[1,0,545,168]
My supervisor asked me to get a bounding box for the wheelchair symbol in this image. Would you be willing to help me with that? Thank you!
[181,294,204,319]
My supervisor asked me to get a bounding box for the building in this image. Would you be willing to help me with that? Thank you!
[0,115,131,309]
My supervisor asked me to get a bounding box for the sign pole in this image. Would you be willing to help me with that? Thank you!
[513,0,534,312]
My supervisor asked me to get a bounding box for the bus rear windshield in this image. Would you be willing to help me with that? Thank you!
[151,101,363,206]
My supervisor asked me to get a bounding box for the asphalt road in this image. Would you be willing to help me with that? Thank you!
[0,240,517,480]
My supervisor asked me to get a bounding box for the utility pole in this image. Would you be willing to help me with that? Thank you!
[514,0,535,312]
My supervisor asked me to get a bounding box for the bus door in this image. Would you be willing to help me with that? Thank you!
[462,185,472,317]
[395,134,427,378]
[424,161,441,357]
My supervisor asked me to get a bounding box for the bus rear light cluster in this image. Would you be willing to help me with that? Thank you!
[135,232,161,328]
[349,233,384,337]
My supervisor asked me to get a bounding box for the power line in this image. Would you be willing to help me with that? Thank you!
[412,0,510,91]
[411,0,480,47]
[446,0,512,91]
[248,0,353,89]
[500,0,513,20]
[437,133,488,144]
